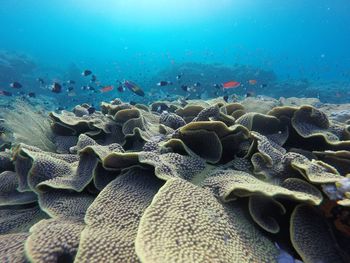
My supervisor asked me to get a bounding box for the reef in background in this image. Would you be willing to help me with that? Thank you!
[0,51,36,88]
[147,62,350,104]
[0,96,350,263]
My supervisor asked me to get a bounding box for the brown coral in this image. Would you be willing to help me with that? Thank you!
[0,98,350,262]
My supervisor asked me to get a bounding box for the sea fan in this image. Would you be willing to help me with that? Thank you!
[0,100,56,152]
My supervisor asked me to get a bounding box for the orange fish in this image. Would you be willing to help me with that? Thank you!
[100,85,114,92]
[223,81,240,89]
[248,79,257,85]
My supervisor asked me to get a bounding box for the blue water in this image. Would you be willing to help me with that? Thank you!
[1,0,350,107]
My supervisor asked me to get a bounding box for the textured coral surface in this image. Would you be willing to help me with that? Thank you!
[1,98,350,263]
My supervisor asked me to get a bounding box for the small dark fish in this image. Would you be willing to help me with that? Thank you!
[193,82,201,87]
[155,104,168,113]
[91,75,97,82]
[10,82,22,89]
[117,85,125,92]
[124,80,145,97]
[82,70,92,76]
[157,81,172,86]
[176,74,182,80]
[37,78,45,85]
[223,95,229,102]
[0,90,12,96]
[67,80,76,85]
[87,107,96,114]
[181,85,189,92]
[67,86,74,91]
[245,92,255,98]
[213,83,222,89]
[28,92,36,98]
[129,101,136,105]
[87,86,95,91]
[51,82,62,93]
[260,83,268,88]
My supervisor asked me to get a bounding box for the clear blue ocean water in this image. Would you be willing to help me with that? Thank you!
[1,0,350,106]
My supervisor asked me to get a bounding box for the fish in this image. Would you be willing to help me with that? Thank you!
[245,91,255,98]
[213,83,222,89]
[248,79,257,85]
[157,81,173,86]
[51,82,62,93]
[155,104,169,113]
[100,85,114,93]
[129,101,137,105]
[67,80,76,85]
[91,75,97,82]
[260,83,268,88]
[123,80,145,97]
[37,78,45,85]
[176,74,182,80]
[117,84,125,92]
[223,81,240,89]
[0,90,12,96]
[181,85,190,92]
[28,92,36,98]
[87,106,96,114]
[193,82,201,87]
[82,70,92,76]
[87,86,95,91]
[223,95,229,102]
[67,86,74,92]
[10,82,22,89]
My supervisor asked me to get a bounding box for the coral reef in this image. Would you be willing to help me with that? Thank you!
[0,97,350,262]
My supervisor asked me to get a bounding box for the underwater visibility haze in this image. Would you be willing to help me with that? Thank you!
[0,1,350,262]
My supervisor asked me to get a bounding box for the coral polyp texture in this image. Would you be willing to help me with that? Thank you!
[1,98,350,263]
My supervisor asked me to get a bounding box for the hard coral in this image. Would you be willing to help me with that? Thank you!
[0,98,349,262]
